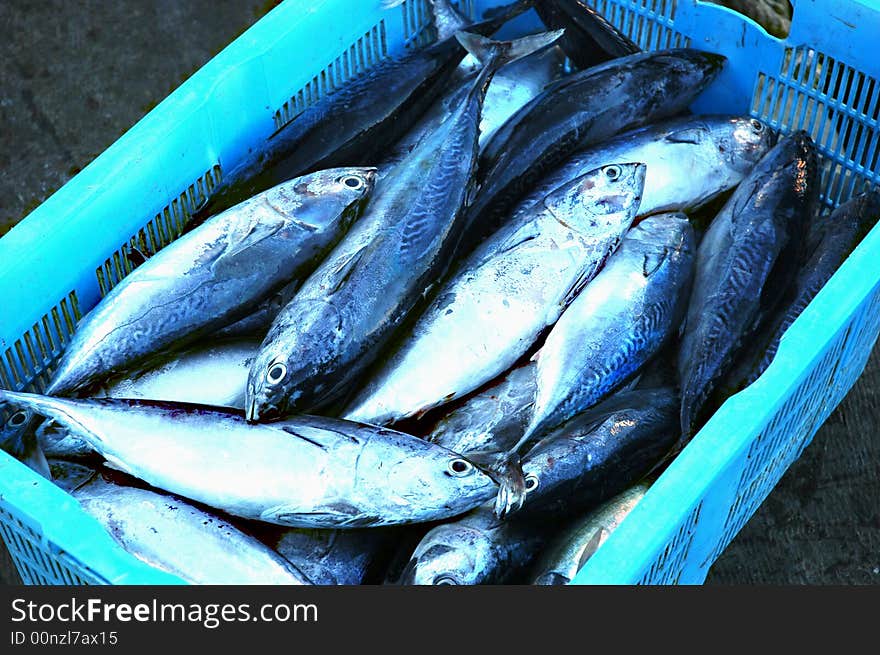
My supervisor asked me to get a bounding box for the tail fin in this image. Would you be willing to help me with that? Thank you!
[455,29,565,69]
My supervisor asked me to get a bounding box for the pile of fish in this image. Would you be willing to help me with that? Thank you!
[2,0,878,586]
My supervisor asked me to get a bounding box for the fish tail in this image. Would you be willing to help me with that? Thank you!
[455,29,565,72]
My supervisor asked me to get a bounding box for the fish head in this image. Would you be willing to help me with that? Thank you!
[379,439,498,516]
[398,524,496,585]
[543,162,647,235]
[715,116,778,173]
[281,167,377,232]
[246,300,347,421]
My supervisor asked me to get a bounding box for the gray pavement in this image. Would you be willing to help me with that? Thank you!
[0,1,877,585]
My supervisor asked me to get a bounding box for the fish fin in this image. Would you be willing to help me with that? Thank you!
[489,452,527,519]
[577,528,606,569]
[262,504,382,528]
[325,244,371,295]
[664,128,705,145]
[496,222,542,256]
[455,29,564,68]
[223,216,287,261]
[643,248,669,276]
[559,263,601,312]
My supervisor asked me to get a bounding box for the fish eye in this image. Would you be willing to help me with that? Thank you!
[434,575,459,585]
[7,410,27,427]
[524,474,540,493]
[750,119,764,133]
[338,174,365,190]
[447,458,474,477]
[266,361,288,385]
[603,165,621,181]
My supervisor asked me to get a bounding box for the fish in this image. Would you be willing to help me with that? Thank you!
[507,115,777,227]
[678,131,819,438]
[3,337,261,462]
[531,482,650,585]
[498,388,679,519]
[344,162,646,426]
[397,501,547,585]
[722,190,880,392]
[524,213,695,442]
[49,463,311,585]
[269,527,402,586]
[0,391,498,529]
[534,0,640,69]
[246,30,565,421]
[426,362,538,456]
[192,0,534,221]
[469,48,727,238]
[383,45,569,170]
[46,168,376,397]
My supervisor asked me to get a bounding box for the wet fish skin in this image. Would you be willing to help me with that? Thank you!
[526,213,695,441]
[508,115,777,226]
[426,362,538,455]
[343,162,645,426]
[397,501,547,585]
[678,131,819,438]
[534,0,639,69]
[194,0,533,220]
[46,168,376,397]
[511,388,679,520]
[271,527,402,586]
[246,31,564,421]
[531,482,649,585]
[0,391,498,529]
[211,279,301,340]
[4,338,261,462]
[470,48,727,237]
[51,465,311,585]
[722,190,880,392]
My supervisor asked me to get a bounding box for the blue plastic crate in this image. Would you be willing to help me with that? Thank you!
[0,0,878,585]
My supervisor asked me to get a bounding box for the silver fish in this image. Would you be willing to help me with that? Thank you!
[499,388,678,519]
[6,338,261,461]
[46,168,376,396]
[50,464,310,585]
[246,30,564,421]
[531,482,650,585]
[344,162,646,426]
[397,501,546,585]
[678,131,819,437]
[525,214,695,442]
[0,391,497,529]
[509,115,777,225]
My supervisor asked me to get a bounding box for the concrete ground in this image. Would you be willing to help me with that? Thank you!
[0,1,877,585]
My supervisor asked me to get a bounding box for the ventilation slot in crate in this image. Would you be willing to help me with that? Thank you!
[96,165,222,297]
[0,507,104,585]
[710,323,858,562]
[587,0,690,51]
[637,502,701,584]
[0,291,81,403]
[831,285,880,396]
[750,46,880,210]
[273,22,389,131]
